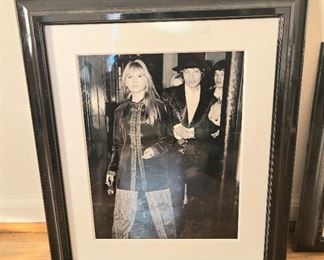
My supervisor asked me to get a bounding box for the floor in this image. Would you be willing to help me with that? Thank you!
[1,223,324,259]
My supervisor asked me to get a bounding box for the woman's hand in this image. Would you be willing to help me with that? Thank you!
[142,147,156,159]
[105,171,115,187]
[105,171,115,196]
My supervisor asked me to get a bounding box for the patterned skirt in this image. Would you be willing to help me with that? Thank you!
[112,188,177,239]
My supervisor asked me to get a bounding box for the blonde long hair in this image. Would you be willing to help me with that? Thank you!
[121,59,161,125]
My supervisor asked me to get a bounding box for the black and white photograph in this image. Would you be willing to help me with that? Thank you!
[78,51,243,239]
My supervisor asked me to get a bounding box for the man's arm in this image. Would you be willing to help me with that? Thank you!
[161,88,181,126]
[162,87,195,140]
[193,92,219,141]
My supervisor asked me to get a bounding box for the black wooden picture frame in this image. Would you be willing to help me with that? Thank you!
[15,0,307,259]
[294,42,324,252]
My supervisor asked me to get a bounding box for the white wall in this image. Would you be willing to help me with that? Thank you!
[0,0,45,222]
[0,0,323,222]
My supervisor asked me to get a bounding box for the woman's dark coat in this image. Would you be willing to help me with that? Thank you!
[108,99,175,192]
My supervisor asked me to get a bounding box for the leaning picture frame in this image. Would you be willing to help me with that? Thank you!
[16,0,307,259]
[294,42,324,252]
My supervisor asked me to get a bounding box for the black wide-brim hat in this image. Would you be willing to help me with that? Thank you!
[172,53,206,72]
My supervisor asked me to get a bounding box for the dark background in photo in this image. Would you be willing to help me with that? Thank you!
[78,51,243,238]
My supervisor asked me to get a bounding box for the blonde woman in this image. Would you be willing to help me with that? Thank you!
[106,59,177,239]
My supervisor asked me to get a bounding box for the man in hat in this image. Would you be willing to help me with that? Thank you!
[162,54,218,235]
[163,54,217,146]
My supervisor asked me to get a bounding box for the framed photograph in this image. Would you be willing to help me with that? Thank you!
[16,0,307,259]
[294,42,324,252]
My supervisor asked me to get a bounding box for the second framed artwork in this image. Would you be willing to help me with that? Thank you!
[17,1,307,259]
[295,43,324,251]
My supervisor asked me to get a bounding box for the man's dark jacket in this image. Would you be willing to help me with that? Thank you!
[162,83,217,142]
